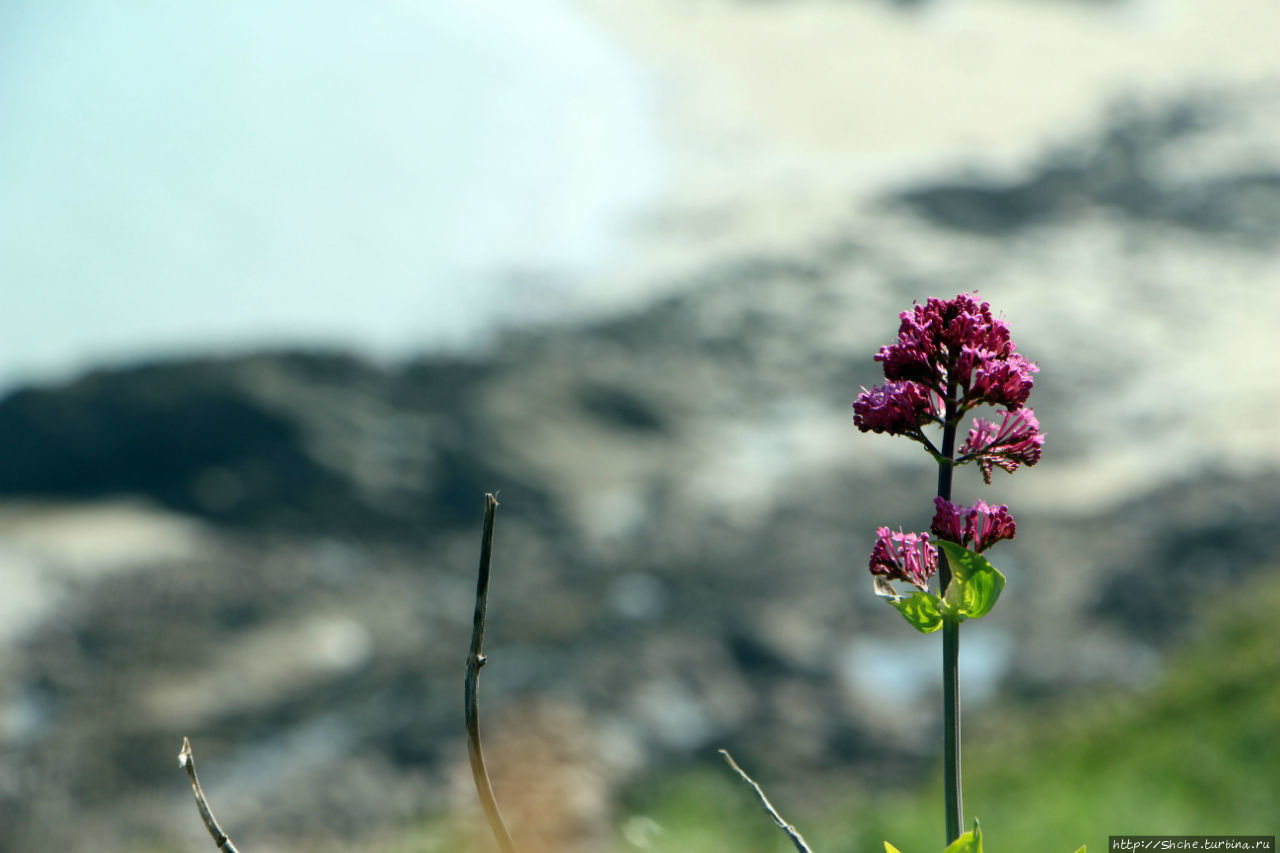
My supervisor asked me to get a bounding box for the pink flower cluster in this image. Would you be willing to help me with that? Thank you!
[853,293,1043,479]
[851,381,939,436]
[873,292,1037,411]
[958,408,1045,484]
[869,526,938,591]
[857,293,1043,595]
[930,498,1016,553]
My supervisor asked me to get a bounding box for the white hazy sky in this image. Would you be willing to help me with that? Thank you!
[4,0,1278,395]
[0,0,664,391]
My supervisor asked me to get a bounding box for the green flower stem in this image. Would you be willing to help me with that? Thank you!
[937,390,958,588]
[937,388,963,845]
[942,615,961,844]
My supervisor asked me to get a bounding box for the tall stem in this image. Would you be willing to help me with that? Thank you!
[465,494,518,853]
[942,617,961,842]
[937,390,963,844]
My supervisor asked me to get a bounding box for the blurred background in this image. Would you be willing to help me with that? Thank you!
[1,1,1278,851]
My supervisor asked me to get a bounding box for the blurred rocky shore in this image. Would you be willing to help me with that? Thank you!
[1,85,1278,851]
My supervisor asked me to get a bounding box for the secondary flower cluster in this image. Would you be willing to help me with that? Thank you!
[850,381,940,438]
[958,408,1044,484]
[868,499,1018,592]
[931,498,1016,554]
[869,527,938,591]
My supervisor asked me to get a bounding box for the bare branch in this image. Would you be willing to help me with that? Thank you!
[718,749,814,853]
[465,493,518,853]
[178,737,242,853]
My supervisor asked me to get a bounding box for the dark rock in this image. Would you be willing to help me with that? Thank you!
[893,94,1280,242]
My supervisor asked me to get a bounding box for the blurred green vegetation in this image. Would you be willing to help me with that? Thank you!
[826,569,1280,852]
[371,571,1280,852]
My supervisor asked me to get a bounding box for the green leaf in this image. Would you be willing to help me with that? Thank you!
[941,573,967,619]
[942,830,978,853]
[938,542,1006,620]
[952,561,1005,620]
[937,540,987,582]
[1072,847,1086,853]
[942,818,983,853]
[889,591,944,633]
[884,844,903,853]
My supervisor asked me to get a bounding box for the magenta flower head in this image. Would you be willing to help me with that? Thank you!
[852,381,939,436]
[859,292,1039,415]
[869,526,938,591]
[969,352,1038,412]
[931,497,1016,553]
[958,407,1045,484]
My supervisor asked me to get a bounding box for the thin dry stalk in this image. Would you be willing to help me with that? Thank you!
[178,737,242,853]
[719,749,814,853]
[465,493,518,853]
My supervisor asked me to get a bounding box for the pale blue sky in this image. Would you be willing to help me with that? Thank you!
[0,0,663,391]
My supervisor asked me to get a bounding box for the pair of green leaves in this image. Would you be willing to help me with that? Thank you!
[885,819,1085,853]
[887,542,1005,633]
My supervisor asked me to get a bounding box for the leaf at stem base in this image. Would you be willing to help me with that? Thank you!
[942,818,983,853]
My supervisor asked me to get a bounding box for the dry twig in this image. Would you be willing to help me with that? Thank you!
[178,737,242,853]
[465,493,518,853]
[719,748,814,853]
